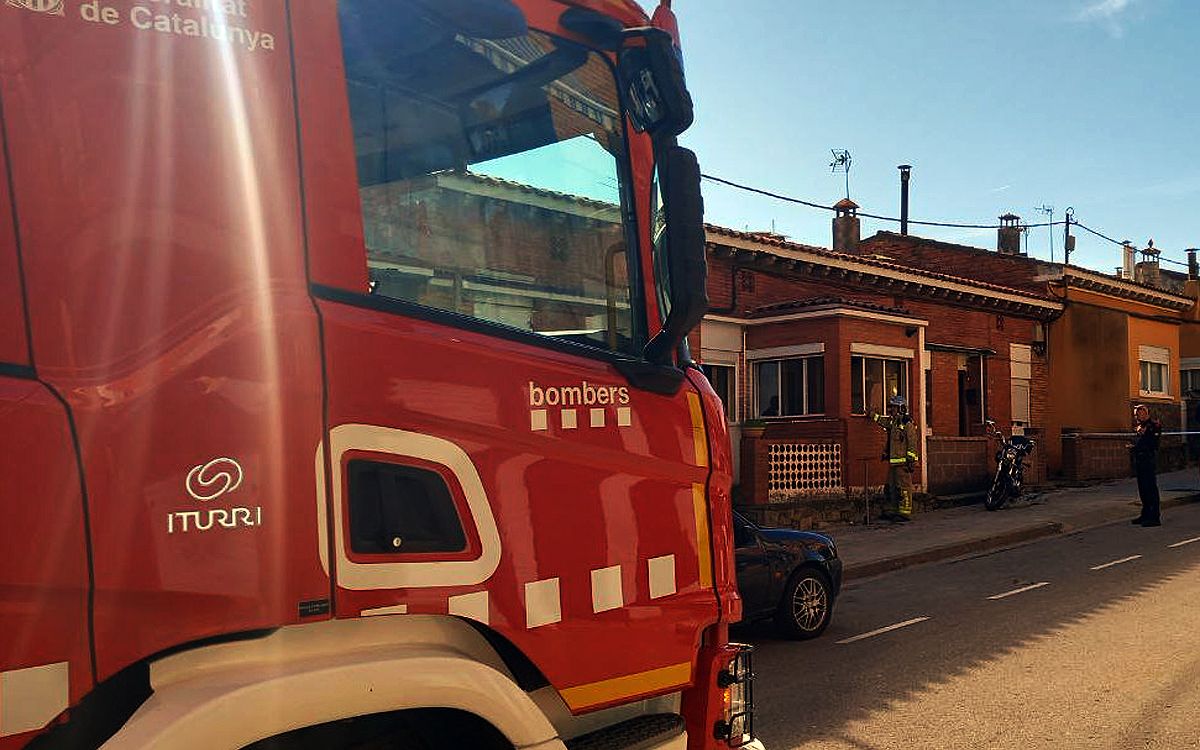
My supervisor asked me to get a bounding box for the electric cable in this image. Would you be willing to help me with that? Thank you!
[1074,222,1189,267]
[702,172,1194,268]
[1073,222,1125,247]
[701,173,1064,229]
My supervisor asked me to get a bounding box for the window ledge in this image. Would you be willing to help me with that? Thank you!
[1137,391,1173,401]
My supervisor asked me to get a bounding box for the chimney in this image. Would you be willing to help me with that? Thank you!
[898,165,912,235]
[997,213,1022,255]
[832,198,860,253]
[1185,249,1200,306]
[1121,240,1136,280]
[1135,239,1161,287]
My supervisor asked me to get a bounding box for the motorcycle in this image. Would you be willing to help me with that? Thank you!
[984,420,1036,511]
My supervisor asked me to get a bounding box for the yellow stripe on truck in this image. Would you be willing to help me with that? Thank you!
[684,392,713,588]
[560,661,693,711]
[692,483,713,589]
[685,392,708,468]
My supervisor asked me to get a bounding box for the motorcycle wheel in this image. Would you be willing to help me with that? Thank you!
[984,471,1008,511]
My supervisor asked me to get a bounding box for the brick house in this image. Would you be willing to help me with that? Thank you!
[695,217,1062,515]
[858,229,1198,480]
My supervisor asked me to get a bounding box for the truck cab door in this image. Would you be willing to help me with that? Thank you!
[291,1,717,713]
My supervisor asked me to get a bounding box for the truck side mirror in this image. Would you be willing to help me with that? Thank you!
[618,28,694,138]
[644,146,707,366]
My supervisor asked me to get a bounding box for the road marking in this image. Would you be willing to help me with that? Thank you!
[987,581,1050,600]
[836,617,930,645]
[1090,554,1142,571]
[1168,536,1200,549]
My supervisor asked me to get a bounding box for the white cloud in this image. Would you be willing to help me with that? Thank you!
[1080,0,1133,19]
[1076,0,1140,38]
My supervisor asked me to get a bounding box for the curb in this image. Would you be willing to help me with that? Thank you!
[1055,491,1200,534]
[842,491,1200,582]
[843,522,1062,582]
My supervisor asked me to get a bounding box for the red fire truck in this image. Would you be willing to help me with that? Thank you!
[0,0,759,747]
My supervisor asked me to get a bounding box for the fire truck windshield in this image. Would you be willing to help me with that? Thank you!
[338,1,643,356]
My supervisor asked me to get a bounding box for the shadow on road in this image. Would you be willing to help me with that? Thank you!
[733,524,1200,749]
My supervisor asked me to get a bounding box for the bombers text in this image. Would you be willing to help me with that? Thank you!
[529,381,630,408]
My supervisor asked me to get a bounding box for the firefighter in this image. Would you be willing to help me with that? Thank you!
[871,395,919,522]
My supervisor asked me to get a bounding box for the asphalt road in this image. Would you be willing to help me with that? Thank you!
[741,503,1200,750]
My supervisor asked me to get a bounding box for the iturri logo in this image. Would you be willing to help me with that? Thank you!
[170,456,262,535]
[186,457,244,501]
[5,0,65,15]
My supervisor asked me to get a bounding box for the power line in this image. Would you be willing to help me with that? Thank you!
[701,173,1063,229]
[1073,221,1124,247]
[1072,222,1191,268]
[701,172,1193,267]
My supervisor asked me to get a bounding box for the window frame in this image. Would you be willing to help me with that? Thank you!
[1139,360,1170,397]
[1010,343,1032,427]
[700,362,738,422]
[334,17,651,363]
[850,354,910,416]
[1138,345,1171,398]
[752,355,825,419]
[1181,368,1200,397]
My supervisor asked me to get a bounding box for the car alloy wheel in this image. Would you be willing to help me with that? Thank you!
[777,568,832,640]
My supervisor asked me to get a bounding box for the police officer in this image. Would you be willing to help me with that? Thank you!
[871,395,919,522]
[1130,404,1162,527]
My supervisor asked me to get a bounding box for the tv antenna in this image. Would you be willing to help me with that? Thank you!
[830,149,852,199]
[1035,204,1054,261]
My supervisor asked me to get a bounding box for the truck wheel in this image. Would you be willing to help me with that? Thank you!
[775,567,832,640]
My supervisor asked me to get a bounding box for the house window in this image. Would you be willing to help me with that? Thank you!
[851,356,908,415]
[1010,344,1032,426]
[754,357,824,417]
[1181,368,1200,397]
[701,363,737,422]
[1138,345,1171,397]
[1140,361,1168,396]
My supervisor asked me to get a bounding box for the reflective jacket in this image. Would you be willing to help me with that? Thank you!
[873,413,919,465]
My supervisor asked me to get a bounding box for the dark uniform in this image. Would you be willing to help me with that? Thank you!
[872,400,919,520]
[1132,414,1161,526]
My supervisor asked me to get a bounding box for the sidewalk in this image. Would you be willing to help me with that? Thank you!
[829,468,1200,581]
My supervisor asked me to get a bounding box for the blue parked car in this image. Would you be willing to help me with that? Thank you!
[733,511,843,639]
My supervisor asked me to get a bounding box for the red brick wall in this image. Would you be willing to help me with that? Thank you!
[1061,430,1186,481]
[739,420,846,504]
[837,318,923,489]
[707,246,1049,497]
[927,437,991,494]
[1023,427,1048,486]
[928,351,961,435]
[706,253,1040,436]
[857,232,1046,296]
[1062,435,1132,481]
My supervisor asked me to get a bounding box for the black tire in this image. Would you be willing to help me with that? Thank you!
[775,566,833,640]
[984,470,1008,511]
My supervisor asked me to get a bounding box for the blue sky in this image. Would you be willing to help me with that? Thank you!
[635,0,1200,273]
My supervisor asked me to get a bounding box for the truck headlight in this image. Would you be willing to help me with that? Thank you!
[714,644,754,747]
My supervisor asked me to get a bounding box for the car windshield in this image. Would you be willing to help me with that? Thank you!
[339,3,642,354]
